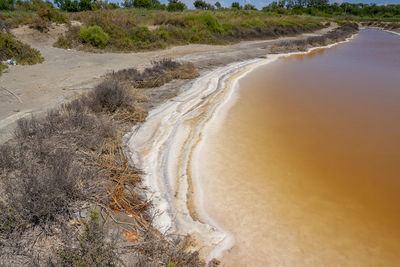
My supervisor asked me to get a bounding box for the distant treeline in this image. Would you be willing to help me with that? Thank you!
[264,1,400,19]
[1,0,400,19]
[0,0,187,12]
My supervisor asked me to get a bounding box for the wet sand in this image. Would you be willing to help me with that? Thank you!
[197,29,400,266]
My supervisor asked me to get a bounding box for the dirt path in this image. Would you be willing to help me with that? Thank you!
[0,23,335,143]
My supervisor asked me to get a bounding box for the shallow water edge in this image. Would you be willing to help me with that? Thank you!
[125,33,358,261]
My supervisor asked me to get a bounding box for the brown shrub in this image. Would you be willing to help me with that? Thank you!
[109,59,199,88]
[269,23,358,54]
[53,25,81,49]
[37,8,69,24]
[0,57,203,266]
[133,232,204,267]
[1,109,116,226]
[89,79,133,113]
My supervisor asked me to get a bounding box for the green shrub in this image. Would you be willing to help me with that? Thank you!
[186,12,222,32]
[167,0,185,12]
[80,25,109,48]
[0,63,7,75]
[221,22,234,35]
[129,25,153,42]
[0,0,15,11]
[0,32,44,64]
[156,28,169,41]
[133,0,152,9]
[242,20,266,28]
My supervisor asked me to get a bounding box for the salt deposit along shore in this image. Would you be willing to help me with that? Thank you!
[125,34,358,262]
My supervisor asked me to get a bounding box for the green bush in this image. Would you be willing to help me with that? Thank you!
[80,25,109,48]
[0,0,15,11]
[242,20,266,28]
[156,28,169,41]
[167,0,185,12]
[0,32,44,64]
[133,0,152,9]
[0,63,7,75]
[186,12,222,32]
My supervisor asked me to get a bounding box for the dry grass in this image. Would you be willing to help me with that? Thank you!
[109,59,199,88]
[54,9,324,52]
[269,23,359,53]
[0,58,206,266]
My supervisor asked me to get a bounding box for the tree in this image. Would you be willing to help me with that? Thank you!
[78,0,92,10]
[133,0,152,8]
[122,0,134,8]
[194,0,213,10]
[167,0,185,11]
[231,1,241,9]
[214,1,221,9]
[0,0,15,10]
[277,0,286,8]
[54,0,79,11]
[306,0,328,8]
[244,4,256,10]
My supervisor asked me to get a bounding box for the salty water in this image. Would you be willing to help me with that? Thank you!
[198,29,400,266]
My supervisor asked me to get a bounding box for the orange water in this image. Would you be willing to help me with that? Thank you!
[198,29,400,266]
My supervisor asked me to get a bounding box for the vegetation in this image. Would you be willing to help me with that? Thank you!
[167,0,186,12]
[108,58,199,88]
[194,0,214,11]
[264,1,400,21]
[80,25,109,47]
[36,7,68,23]
[54,9,323,52]
[269,22,359,53]
[0,62,7,75]
[0,59,204,265]
[61,211,118,266]
[0,31,44,64]
[1,0,398,54]
[1,0,53,11]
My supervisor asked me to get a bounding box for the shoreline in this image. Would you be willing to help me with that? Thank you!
[125,33,358,261]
